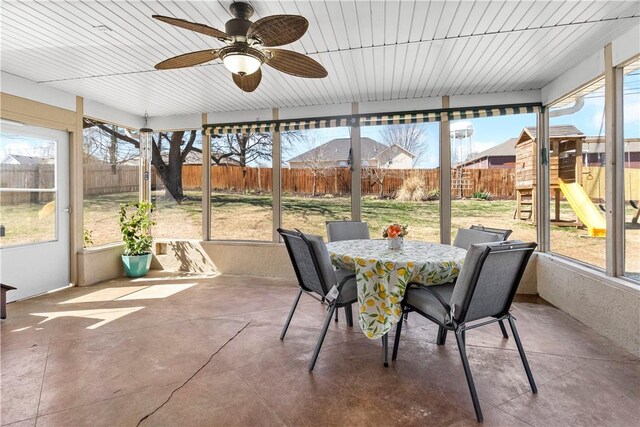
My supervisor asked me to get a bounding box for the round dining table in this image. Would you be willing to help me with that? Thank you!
[326,239,467,339]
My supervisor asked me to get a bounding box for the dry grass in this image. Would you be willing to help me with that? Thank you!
[1,191,638,281]
[396,174,426,201]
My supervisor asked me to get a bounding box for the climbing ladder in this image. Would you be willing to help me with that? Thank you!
[514,188,534,221]
[451,168,472,198]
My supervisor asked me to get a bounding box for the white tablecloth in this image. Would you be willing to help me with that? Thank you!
[327,239,466,339]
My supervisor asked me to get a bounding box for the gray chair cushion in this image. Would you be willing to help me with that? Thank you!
[305,234,338,294]
[326,221,370,242]
[450,241,531,322]
[453,228,502,250]
[405,283,455,324]
[284,232,326,296]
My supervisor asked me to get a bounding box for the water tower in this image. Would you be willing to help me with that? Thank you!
[450,121,474,166]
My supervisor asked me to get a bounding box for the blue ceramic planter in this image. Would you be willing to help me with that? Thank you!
[122,253,152,278]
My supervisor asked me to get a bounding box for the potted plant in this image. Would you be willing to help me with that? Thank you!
[119,201,155,277]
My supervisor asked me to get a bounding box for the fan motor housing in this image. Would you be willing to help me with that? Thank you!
[225,18,252,37]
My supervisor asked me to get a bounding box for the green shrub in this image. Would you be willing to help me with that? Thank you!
[425,189,440,201]
[119,201,155,256]
[471,190,492,200]
[83,228,94,248]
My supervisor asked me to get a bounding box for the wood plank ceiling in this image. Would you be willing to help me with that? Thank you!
[1,1,638,117]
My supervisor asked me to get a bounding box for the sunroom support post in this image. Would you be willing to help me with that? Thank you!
[272,108,282,242]
[71,96,84,286]
[351,102,361,221]
[536,106,550,252]
[439,96,451,244]
[604,43,624,276]
[201,112,211,241]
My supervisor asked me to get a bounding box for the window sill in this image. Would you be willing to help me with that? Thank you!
[537,252,640,293]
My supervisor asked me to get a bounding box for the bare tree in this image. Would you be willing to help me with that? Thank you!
[379,123,428,165]
[364,146,397,198]
[210,133,274,191]
[294,134,333,196]
[82,123,138,167]
[85,119,295,199]
[84,119,198,201]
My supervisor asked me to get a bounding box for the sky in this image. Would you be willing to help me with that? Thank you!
[0,132,56,161]
[283,68,640,169]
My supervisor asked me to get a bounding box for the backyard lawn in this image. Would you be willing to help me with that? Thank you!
[1,191,638,280]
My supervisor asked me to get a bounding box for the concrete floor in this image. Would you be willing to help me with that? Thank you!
[1,272,639,426]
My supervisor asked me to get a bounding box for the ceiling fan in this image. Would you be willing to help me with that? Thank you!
[152,1,328,92]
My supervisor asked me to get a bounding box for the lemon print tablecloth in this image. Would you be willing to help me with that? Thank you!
[327,240,466,339]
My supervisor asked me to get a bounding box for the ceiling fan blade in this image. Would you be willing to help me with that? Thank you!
[232,69,262,92]
[152,15,230,40]
[155,50,219,70]
[266,49,327,78]
[247,15,308,47]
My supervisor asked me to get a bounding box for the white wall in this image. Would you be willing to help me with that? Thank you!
[389,152,413,169]
[612,22,640,67]
[84,99,144,130]
[450,90,541,108]
[0,71,76,111]
[537,255,640,357]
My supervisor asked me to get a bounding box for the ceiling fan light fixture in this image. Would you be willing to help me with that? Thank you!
[222,52,261,76]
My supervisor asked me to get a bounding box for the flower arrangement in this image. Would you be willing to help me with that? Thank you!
[382,223,408,239]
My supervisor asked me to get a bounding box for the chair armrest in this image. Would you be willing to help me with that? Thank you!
[337,274,356,289]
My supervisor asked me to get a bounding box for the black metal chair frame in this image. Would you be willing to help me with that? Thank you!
[470,224,513,240]
[392,243,538,423]
[278,228,357,371]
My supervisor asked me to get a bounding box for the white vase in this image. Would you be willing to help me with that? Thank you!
[387,237,404,250]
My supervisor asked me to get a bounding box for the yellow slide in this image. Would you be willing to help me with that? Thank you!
[558,179,606,237]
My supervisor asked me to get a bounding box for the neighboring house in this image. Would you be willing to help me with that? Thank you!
[287,137,414,169]
[1,154,51,165]
[458,138,518,169]
[457,125,610,170]
[581,137,640,168]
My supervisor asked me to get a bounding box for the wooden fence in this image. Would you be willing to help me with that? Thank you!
[0,164,55,204]
[182,165,517,199]
[0,164,162,205]
[5,164,636,205]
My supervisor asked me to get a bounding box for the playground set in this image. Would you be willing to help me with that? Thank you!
[514,125,607,237]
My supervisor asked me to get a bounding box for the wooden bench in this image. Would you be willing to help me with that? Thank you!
[1,284,16,319]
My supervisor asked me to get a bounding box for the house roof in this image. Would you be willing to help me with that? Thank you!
[459,138,518,166]
[287,137,413,164]
[520,124,584,141]
[1,154,49,165]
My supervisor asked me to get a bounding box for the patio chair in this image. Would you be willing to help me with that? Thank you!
[326,220,369,323]
[452,228,502,250]
[470,224,512,241]
[392,241,538,423]
[278,228,358,371]
[326,220,370,242]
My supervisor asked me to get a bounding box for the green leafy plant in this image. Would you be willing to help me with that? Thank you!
[471,190,492,200]
[425,188,440,201]
[83,228,94,248]
[118,201,155,256]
